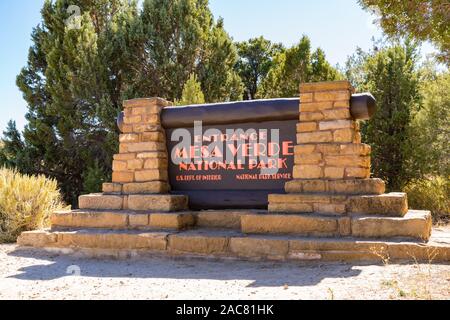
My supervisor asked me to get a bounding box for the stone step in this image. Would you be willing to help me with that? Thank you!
[193,210,262,229]
[51,210,194,230]
[241,210,432,241]
[78,193,188,212]
[285,178,385,195]
[17,228,450,262]
[268,192,408,216]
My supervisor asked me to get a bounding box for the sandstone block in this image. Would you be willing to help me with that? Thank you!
[324,155,370,167]
[17,230,57,247]
[300,112,324,122]
[135,169,168,182]
[168,234,228,255]
[297,131,333,144]
[322,108,351,120]
[351,210,432,240]
[112,160,127,172]
[294,153,323,165]
[51,210,128,229]
[348,193,408,216]
[56,230,168,250]
[79,194,124,210]
[299,92,313,103]
[297,122,317,132]
[268,202,313,213]
[229,237,288,260]
[127,159,144,170]
[133,124,164,133]
[123,115,141,124]
[127,195,188,212]
[314,90,351,102]
[345,167,370,179]
[285,179,326,193]
[327,178,385,195]
[141,131,165,142]
[119,134,139,143]
[195,211,244,229]
[112,171,134,183]
[300,101,333,112]
[333,128,354,143]
[144,158,168,169]
[122,181,170,194]
[294,144,316,154]
[313,203,346,214]
[102,183,122,194]
[300,81,352,93]
[324,167,345,179]
[113,153,136,161]
[293,165,323,179]
[128,214,150,228]
[122,142,166,153]
[319,120,353,131]
[123,97,170,109]
[241,214,338,235]
[150,213,194,230]
[136,151,167,159]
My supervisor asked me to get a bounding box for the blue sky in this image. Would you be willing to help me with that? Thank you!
[0,0,435,133]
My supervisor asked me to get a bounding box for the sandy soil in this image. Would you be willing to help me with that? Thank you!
[0,244,449,300]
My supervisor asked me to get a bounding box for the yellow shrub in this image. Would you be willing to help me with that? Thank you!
[0,168,67,242]
[404,176,450,222]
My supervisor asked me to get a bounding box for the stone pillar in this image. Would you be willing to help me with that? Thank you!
[80,97,188,212]
[103,98,171,195]
[268,81,408,217]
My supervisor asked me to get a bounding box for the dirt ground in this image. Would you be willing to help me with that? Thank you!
[0,244,449,300]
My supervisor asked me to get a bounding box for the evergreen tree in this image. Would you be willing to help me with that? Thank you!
[235,36,283,100]
[346,41,421,191]
[16,0,139,205]
[257,36,340,98]
[175,73,205,105]
[132,0,243,103]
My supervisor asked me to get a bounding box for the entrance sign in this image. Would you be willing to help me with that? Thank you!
[162,99,299,209]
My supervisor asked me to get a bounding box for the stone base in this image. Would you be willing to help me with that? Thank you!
[78,193,188,212]
[17,227,450,262]
[51,210,194,230]
[268,192,408,216]
[241,210,432,241]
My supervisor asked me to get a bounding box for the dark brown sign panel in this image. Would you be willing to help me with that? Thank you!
[162,99,299,209]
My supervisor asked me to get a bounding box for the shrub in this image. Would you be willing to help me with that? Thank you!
[404,176,450,223]
[0,168,66,243]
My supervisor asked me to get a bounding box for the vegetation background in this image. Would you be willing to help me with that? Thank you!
[0,0,448,237]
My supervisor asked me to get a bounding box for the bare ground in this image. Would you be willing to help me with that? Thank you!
[0,244,449,300]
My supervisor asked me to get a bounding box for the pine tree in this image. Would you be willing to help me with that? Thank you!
[175,73,205,106]
[235,36,283,100]
[133,0,243,103]
[15,0,139,205]
[257,36,340,98]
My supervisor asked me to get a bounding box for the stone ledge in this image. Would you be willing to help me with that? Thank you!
[351,210,432,241]
[50,209,194,230]
[127,194,188,212]
[79,194,125,210]
[16,228,450,262]
[285,178,385,195]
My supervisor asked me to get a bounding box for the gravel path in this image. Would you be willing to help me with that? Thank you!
[0,244,449,300]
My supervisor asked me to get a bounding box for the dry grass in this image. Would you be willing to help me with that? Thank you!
[0,168,67,242]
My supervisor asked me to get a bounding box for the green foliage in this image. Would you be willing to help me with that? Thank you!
[235,36,283,99]
[13,0,243,206]
[175,74,205,106]
[358,0,450,64]
[346,41,421,191]
[82,161,108,194]
[404,177,450,221]
[410,72,450,178]
[257,36,340,98]
[0,168,66,243]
